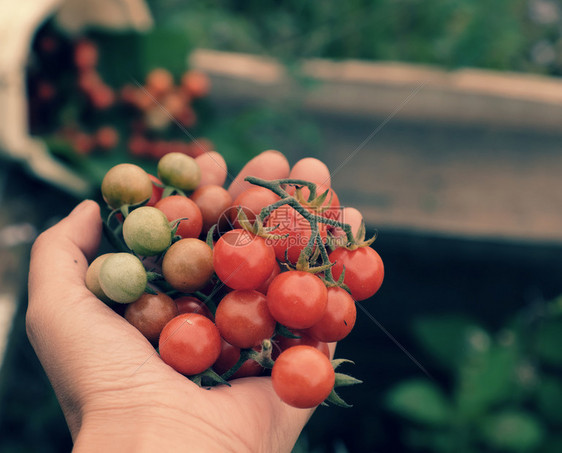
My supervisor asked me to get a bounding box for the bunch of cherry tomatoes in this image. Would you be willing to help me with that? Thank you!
[86,149,384,409]
[28,23,212,159]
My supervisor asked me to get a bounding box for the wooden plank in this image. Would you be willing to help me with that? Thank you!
[191,50,562,242]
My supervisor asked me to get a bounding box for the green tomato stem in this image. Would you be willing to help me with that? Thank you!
[244,176,359,284]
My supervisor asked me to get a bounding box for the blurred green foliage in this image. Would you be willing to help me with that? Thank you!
[148,0,562,75]
[386,296,562,452]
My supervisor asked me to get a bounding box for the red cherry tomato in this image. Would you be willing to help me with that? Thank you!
[266,205,326,264]
[155,195,203,239]
[213,229,276,290]
[181,70,211,98]
[229,186,280,229]
[329,246,384,301]
[215,290,276,348]
[175,296,214,321]
[74,39,98,70]
[271,345,335,409]
[159,313,221,375]
[95,126,119,150]
[306,287,356,342]
[146,68,174,97]
[266,271,328,329]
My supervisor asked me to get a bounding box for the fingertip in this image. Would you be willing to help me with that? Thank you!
[289,157,331,187]
[69,199,101,219]
[196,151,228,187]
[228,150,290,199]
[59,200,102,260]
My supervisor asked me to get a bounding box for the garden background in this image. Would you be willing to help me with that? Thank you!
[1,1,562,451]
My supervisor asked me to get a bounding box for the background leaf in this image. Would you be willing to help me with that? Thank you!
[386,379,451,426]
[536,376,562,425]
[535,320,562,367]
[479,410,544,451]
[413,314,477,369]
[455,328,518,417]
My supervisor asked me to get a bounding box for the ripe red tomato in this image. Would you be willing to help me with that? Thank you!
[181,70,211,98]
[159,313,221,375]
[229,186,280,229]
[212,339,263,379]
[175,296,214,321]
[162,239,214,292]
[155,195,203,239]
[95,126,119,150]
[266,271,327,329]
[190,185,232,233]
[215,290,276,348]
[273,330,330,359]
[124,292,179,343]
[306,287,356,342]
[146,68,174,97]
[329,247,384,301]
[271,345,335,408]
[74,39,98,70]
[266,205,326,264]
[212,229,276,290]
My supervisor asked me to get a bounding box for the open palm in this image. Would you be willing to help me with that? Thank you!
[27,151,328,452]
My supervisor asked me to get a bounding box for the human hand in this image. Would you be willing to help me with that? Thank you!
[26,150,334,452]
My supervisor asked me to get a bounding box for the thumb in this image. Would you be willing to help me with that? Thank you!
[28,200,102,312]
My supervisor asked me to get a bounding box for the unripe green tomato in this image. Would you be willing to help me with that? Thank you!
[85,253,114,303]
[157,152,201,191]
[123,206,172,256]
[101,163,153,209]
[99,253,147,303]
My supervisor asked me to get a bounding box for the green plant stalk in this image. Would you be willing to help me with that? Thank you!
[250,178,355,245]
[246,176,356,283]
[315,233,335,282]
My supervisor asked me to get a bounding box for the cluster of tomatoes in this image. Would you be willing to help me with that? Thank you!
[121,67,212,160]
[28,24,211,159]
[86,150,384,409]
